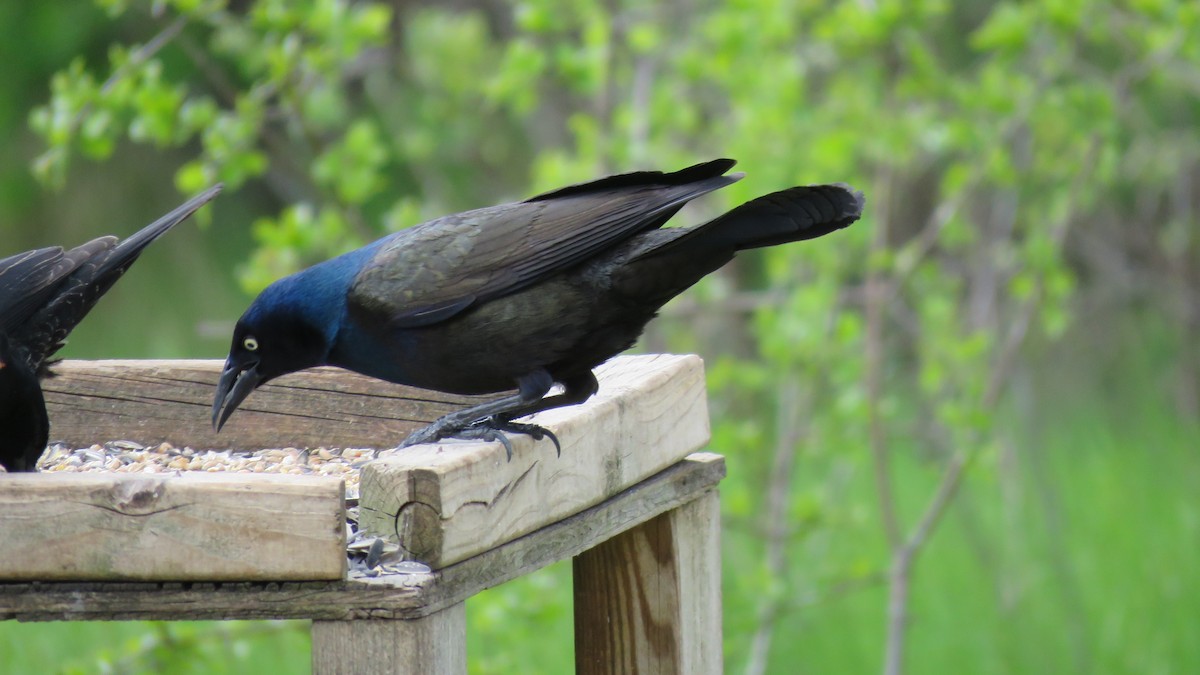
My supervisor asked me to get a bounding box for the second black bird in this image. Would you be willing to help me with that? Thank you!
[212,160,863,455]
[0,185,222,471]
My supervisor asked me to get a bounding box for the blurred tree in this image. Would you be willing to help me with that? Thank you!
[0,2,114,245]
[28,0,1200,674]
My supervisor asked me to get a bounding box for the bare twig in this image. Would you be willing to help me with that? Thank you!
[883,449,972,675]
[65,14,189,135]
[874,56,1080,673]
[866,169,903,551]
[102,15,188,95]
[743,377,806,675]
[885,183,974,302]
[985,138,1094,406]
[882,131,1096,675]
[786,571,887,613]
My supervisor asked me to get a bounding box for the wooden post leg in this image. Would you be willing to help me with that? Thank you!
[312,603,466,675]
[573,489,722,675]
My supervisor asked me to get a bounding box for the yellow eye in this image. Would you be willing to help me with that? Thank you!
[243,337,259,351]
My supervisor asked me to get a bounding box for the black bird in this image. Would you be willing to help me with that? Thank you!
[0,185,222,471]
[212,160,863,456]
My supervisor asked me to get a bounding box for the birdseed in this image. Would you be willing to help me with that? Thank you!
[35,440,407,499]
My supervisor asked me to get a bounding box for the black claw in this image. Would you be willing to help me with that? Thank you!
[456,424,513,460]
[478,417,560,457]
[492,430,515,462]
[497,421,560,456]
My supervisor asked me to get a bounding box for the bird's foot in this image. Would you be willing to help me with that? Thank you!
[471,417,561,458]
[399,416,559,461]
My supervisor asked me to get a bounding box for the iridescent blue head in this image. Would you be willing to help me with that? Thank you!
[211,254,362,431]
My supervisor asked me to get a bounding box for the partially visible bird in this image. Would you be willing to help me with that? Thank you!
[0,334,47,472]
[0,185,223,471]
[212,160,863,456]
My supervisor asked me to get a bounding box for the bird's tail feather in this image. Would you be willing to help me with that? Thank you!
[636,183,864,261]
[20,185,223,364]
[97,184,224,279]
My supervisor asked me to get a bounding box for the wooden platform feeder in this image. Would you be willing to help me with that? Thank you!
[0,354,725,674]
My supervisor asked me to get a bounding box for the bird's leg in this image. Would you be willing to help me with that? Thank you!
[399,369,556,458]
[473,372,600,456]
[459,371,599,458]
[493,371,599,421]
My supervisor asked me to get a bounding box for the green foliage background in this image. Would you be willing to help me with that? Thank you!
[1,0,1197,673]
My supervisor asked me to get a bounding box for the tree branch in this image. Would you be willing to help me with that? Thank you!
[743,377,806,675]
[66,14,189,135]
[866,169,903,552]
[883,449,972,675]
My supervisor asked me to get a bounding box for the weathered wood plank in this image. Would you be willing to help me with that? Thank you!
[573,490,723,675]
[0,454,725,621]
[357,354,711,569]
[42,360,494,450]
[0,473,346,582]
[423,454,724,619]
[312,605,467,675]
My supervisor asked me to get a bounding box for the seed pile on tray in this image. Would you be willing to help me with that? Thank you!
[36,440,405,500]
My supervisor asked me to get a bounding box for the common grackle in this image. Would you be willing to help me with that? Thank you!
[0,185,222,471]
[212,160,863,457]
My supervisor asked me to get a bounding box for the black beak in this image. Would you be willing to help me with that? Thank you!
[212,359,262,431]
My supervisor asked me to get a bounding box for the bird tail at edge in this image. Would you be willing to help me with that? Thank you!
[99,183,225,276]
[17,184,224,368]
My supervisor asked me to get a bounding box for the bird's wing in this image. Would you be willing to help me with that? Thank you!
[9,185,221,370]
[0,247,69,327]
[0,241,115,338]
[349,159,743,327]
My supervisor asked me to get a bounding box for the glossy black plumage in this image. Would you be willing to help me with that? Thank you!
[0,185,222,471]
[213,160,864,456]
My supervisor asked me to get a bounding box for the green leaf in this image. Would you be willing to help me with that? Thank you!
[971,2,1033,53]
